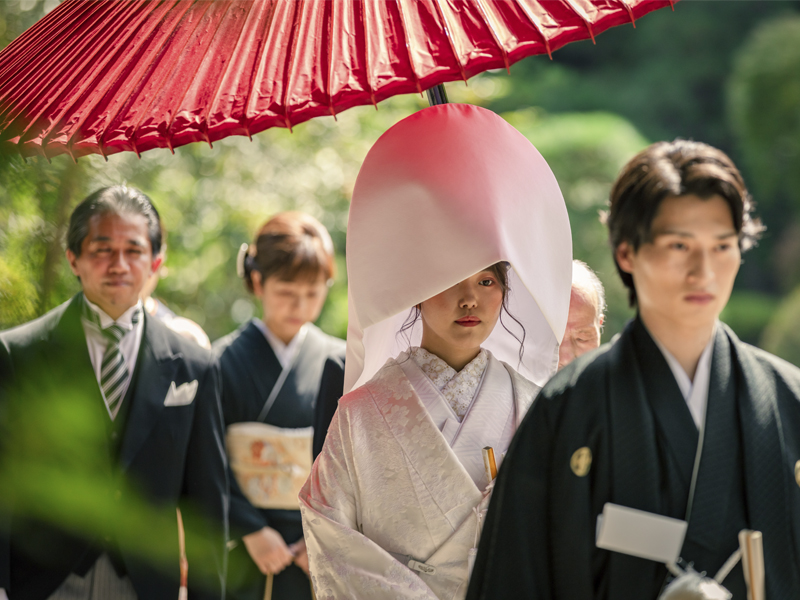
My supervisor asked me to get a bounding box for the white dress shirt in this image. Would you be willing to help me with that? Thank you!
[253,319,307,370]
[652,323,717,431]
[81,297,144,418]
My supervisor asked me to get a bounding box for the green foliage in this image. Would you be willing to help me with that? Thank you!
[0,154,84,328]
[728,14,800,291]
[761,285,800,366]
[720,290,779,346]
[0,380,223,588]
[488,1,798,156]
[504,109,649,339]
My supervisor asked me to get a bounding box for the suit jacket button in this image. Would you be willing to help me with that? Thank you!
[111,432,118,441]
[114,490,122,501]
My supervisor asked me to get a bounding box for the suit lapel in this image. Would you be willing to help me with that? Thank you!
[119,314,180,470]
[49,295,104,413]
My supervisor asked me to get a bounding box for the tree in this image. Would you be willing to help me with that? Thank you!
[728,14,800,291]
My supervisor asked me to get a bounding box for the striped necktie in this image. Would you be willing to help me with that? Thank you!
[84,302,141,420]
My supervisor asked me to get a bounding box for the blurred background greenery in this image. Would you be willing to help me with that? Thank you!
[3,0,800,587]
[2,0,800,363]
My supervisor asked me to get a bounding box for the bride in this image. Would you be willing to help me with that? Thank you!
[299,103,573,600]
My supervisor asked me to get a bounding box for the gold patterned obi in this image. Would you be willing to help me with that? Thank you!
[226,422,313,510]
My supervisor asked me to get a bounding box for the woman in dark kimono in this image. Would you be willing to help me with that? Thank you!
[213,212,345,600]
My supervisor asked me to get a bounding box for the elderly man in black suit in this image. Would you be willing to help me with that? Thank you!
[0,186,228,600]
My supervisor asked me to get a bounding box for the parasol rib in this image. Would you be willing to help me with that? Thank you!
[163,0,235,149]
[278,0,305,131]
[513,0,554,60]
[65,0,184,158]
[474,0,512,73]
[562,0,597,44]
[125,0,212,157]
[394,0,424,95]
[198,1,253,147]
[617,0,637,27]
[237,1,277,140]
[359,0,378,108]
[325,0,337,117]
[429,0,469,83]
[97,0,193,158]
[0,1,124,144]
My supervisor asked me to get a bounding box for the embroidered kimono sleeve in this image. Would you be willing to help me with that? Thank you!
[299,398,438,600]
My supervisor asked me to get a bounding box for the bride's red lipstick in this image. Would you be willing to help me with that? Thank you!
[455,316,481,327]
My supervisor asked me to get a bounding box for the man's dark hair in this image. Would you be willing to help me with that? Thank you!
[603,139,764,306]
[67,185,162,256]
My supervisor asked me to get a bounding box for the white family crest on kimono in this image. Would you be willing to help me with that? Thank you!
[299,352,537,600]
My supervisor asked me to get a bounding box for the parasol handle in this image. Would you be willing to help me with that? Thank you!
[263,572,274,600]
[177,508,188,600]
[739,530,765,600]
[426,84,449,106]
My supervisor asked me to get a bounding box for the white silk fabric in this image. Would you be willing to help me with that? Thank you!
[345,103,572,392]
[399,350,517,489]
[299,355,537,599]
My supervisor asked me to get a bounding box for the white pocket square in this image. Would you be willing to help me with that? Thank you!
[164,380,198,407]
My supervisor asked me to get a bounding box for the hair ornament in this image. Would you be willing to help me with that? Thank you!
[236,243,250,279]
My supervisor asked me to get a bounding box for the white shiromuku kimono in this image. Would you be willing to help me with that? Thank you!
[300,104,573,600]
[300,350,538,599]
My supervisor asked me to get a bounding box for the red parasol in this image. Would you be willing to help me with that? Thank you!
[0,0,675,161]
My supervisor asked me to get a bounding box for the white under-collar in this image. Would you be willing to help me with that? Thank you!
[253,319,308,370]
[651,323,717,431]
[83,296,142,331]
[409,346,488,421]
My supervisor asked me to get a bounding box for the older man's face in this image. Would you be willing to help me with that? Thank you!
[558,288,601,369]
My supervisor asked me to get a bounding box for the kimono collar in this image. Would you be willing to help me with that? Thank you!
[253,319,308,369]
[650,321,718,429]
[409,346,488,420]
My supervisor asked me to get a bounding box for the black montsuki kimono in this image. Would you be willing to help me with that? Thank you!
[213,320,345,600]
[467,317,800,600]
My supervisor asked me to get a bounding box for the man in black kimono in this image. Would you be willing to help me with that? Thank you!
[467,140,800,599]
[0,186,228,600]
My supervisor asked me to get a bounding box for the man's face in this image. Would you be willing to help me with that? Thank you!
[67,212,160,320]
[616,193,740,330]
[558,287,601,369]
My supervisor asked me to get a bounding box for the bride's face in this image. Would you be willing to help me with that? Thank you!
[419,269,504,365]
